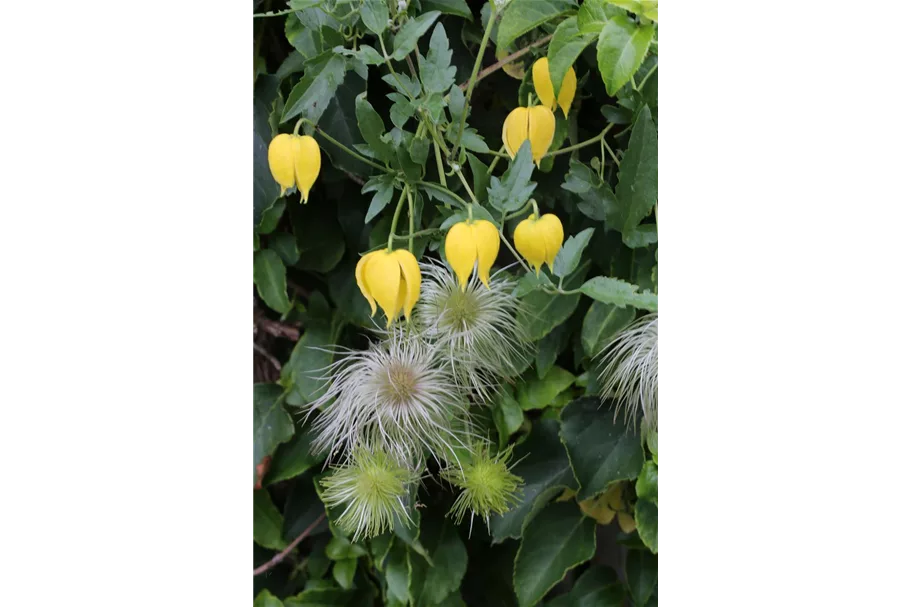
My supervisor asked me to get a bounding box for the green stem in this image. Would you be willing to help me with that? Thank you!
[379,37,417,102]
[477,148,511,159]
[604,141,622,167]
[433,137,446,186]
[417,180,472,212]
[293,118,305,135]
[253,8,296,18]
[406,187,415,253]
[504,200,534,221]
[387,186,409,250]
[544,124,614,158]
[392,227,442,239]
[498,229,533,275]
[303,121,391,173]
[487,146,506,175]
[453,166,479,205]
[638,62,658,90]
[452,5,498,160]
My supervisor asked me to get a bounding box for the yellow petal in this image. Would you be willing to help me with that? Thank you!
[527,105,556,166]
[445,221,478,291]
[538,213,564,268]
[355,251,378,317]
[363,251,402,325]
[617,512,637,534]
[470,220,500,288]
[502,107,529,160]
[267,134,296,195]
[294,135,321,203]
[532,58,556,111]
[579,493,617,525]
[513,215,546,275]
[391,249,421,321]
[605,482,625,512]
[557,66,577,118]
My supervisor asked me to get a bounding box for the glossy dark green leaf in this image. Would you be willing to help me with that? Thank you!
[625,549,657,606]
[596,16,655,95]
[280,314,334,406]
[258,199,286,235]
[423,0,472,20]
[546,565,624,607]
[409,516,468,605]
[254,249,292,315]
[560,396,644,500]
[282,471,329,541]
[489,419,578,542]
[392,11,441,61]
[488,140,536,213]
[466,153,490,203]
[384,540,412,604]
[616,106,658,236]
[536,323,570,379]
[326,535,369,560]
[517,366,576,411]
[553,228,594,278]
[497,0,576,51]
[547,17,598,98]
[492,390,525,448]
[579,276,657,312]
[254,383,294,486]
[266,424,321,485]
[332,558,358,589]
[513,501,597,607]
[254,131,281,230]
[289,202,346,272]
[419,23,457,94]
[318,73,370,175]
[254,489,287,550]
[270,231,300,266]
[282,54,348,123]
[634,500,658,553]
[518,261,588,341]
[359,0,389,35]
[581,301,635,357]
[355,93,395,163]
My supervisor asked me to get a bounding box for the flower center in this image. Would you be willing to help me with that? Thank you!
[440,288,481,330]
[381,362,419,407]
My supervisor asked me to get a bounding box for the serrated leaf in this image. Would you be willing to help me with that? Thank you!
[355,93,395,162]
[560,396,644,500]
[634,500,658,553]
[547,17,598,98]
[392,11,441,61]
[579,276,657,312]
[282,54,348,123]
[513,501,597,607]
[581,301,635,357]
[597,15,655,95]
[552,227,594,278]
[357,45,384,65]
[254,489,287,550]
[616,105,658,236]
[626,549,658,606]
[623,223,658,248]
[359,0,388,35]
[517,366,576,411]
[361,174,396,223]
[488,140,536,213]
[254,249,292,314]
[489,420,578,542]
[497,0,576,51]
[383,72,423,98]
[419,23,457,94]
[254,384,295,486]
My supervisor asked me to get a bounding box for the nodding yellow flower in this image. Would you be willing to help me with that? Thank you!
[513,213,564,275]
[444,219,500,290]
[267,134,321,203]
[501,105,555,166]
[355,249,421,326]
[532,57,576,118]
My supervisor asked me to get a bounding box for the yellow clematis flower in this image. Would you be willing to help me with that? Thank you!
[355,248,421,326]
[444,219,500,290]
[513,212,564,275]
[501,105,555,166]
[268,133,321,203]
[532,57,576,118]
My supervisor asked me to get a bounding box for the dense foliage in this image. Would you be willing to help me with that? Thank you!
[254,0,658,605]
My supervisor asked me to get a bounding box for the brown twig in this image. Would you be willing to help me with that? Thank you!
[255,317,300,341]
[253,512,327,576]
[458,34,554,91]
[253,343,282,372]
[343,170,366,186]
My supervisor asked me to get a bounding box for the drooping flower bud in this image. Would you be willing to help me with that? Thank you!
[512,212,564,275]
[501,105,555,166]
[444,219,500,290]
[267,133,321,203]
[355,249,421,326]
[532,57,576,118]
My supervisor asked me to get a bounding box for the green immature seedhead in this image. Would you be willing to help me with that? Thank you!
[441,443,523,529]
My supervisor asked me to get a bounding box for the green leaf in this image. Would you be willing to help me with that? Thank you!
[254,131,281,230]
[254,249,292,315]
[359,0,389,35]
[552,227,594,278]
[266,424,321,485]
[282,53,348,123]
[623,223,658,248]
[326,535,369,560]
[333,558,358,589]
[282,471,329,542]
[517,366,576,411]
[560,396,645,500]
[636,461,658,502]
[318,72,370,175]
[646,429,657,460]
[487,141,537,213]
[284,587,354,607]
[357,44,385,66]
[581,302,635,357]
[392,11,442,61]
[467,153,491,202]
[546,565,624,607]
[513,501,597,607]
[269,231,300,266]
[383,73,423,98]
[625,549,658,606]
[577,0,625,34]
[289,202,346,272]
[616,106,658,236]
[254,489,287,550]
[254,589,285,607]
[362,174,397,223]
[547,17,598,98]
[423,0,473,20]
[384,541,412,604]
[492,390,524,448]
[596,15,655,95]
[497,0,576,51]
[409,516,468,605]
[513,270,554,298]
[536,323,570,379]
[518,261,589,341]
[579,276,657,312]
[489,420,578,542]
[258,199,286,236]
[439,202,497,229]
[281,315,334,406]
[254,383,295,486]
[419,23,457,94]
[606,0,657,20]
[447,83,465,123]
[355,93,395,162]
[634,500,658,553]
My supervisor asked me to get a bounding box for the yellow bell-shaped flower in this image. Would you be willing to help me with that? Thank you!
[513,213,564,275]
[501,105,555,167]
[268,133,321,203]
[444,219,500,290]
[355,248,421,326]
[532,57,576,118]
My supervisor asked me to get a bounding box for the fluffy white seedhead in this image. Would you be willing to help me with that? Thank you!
[305,329,473,464]
[413,261,530,401]
[597,313,658,433]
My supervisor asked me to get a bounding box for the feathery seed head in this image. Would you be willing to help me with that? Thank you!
[597,313,658,434]
[441,443,523,526]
